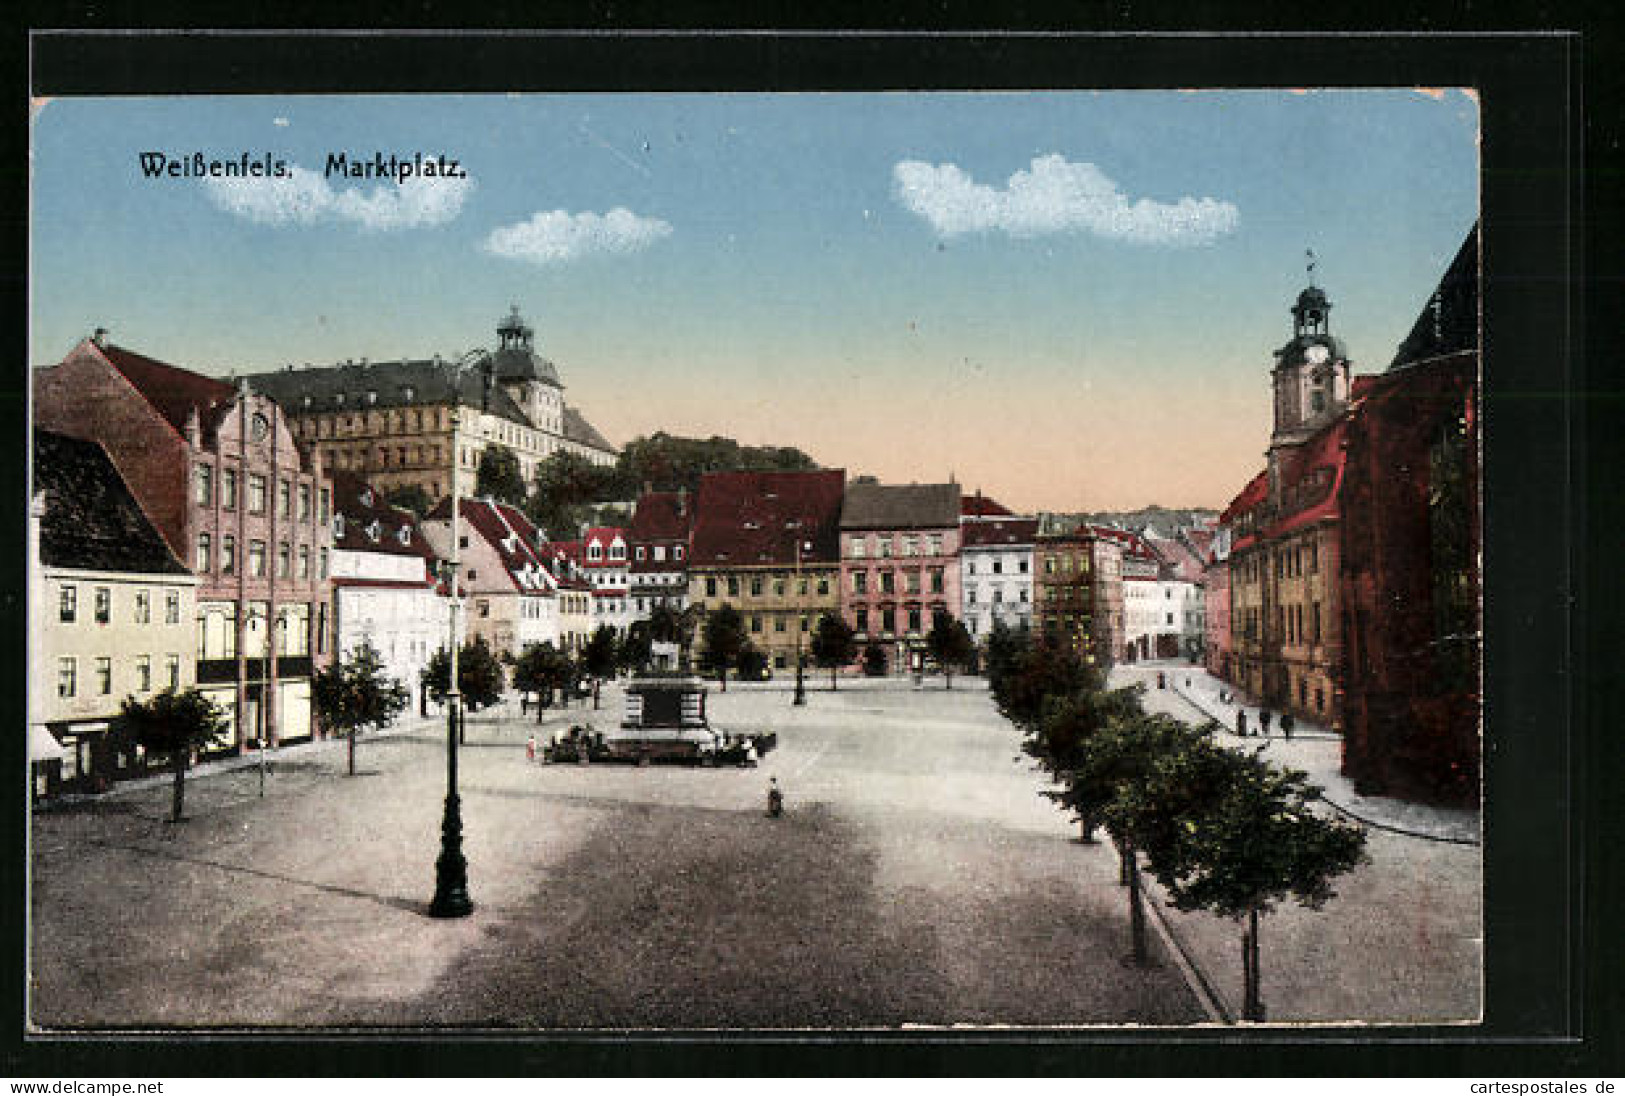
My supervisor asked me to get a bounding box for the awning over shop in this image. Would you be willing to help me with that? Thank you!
[29,723,71,763]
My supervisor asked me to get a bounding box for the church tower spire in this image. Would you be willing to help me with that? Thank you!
[1270,254,1351,452]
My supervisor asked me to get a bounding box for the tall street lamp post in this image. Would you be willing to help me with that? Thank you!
[792,538,809,706]
[429,348,486,920]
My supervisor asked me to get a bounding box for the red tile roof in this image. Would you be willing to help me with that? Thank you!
[331,472,440,565]
[960,517,1039,548]
[453,498,558,595]
[689,469,846,567]
[99,343,237,439]
[1227,417,1351,550]
[961,493,1014,518]
[1220,470,1269,526]
[628,491,691,541]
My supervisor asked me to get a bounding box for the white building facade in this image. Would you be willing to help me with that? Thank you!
[959,517,1037,640]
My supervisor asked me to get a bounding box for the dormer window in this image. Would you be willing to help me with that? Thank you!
[636,547,647,561]
[360,488,374,507]
[366,520,382,542]
[588,544,602,561]
[366,390,378,405]
[675,546,684,560]
[397,526,412,546]
[333,514,345,538]
[402,386,415,401]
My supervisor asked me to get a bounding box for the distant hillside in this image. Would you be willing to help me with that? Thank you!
[1051,505,1219,534]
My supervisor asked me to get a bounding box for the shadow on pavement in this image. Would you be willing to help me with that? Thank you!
[86,837,425,916]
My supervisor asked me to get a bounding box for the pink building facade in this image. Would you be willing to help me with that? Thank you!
[838,480,963,674]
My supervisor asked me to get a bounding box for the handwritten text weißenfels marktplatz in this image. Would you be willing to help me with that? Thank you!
[137,152,467,183]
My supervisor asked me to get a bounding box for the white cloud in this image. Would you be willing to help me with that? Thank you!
[892,154,1239,246]
[202,166,472,232]
[481,207,673,266]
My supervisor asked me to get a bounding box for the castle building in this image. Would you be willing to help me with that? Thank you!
[245,307,616,505]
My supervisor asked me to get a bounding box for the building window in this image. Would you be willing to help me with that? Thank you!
[136,655,152,692]
[57,657,76,698]
[930,568,945,594]
[905,571,921,595]
[248,474,267,513]
[853,572,868,595]
[166,654,180,689]
[134,589,150,624]
[902,535,918,557]
[817,578,829,596]
[319,487,331,524]
[278,479,291,518]
[94,587,111,624]
[320,548,330,578]
[750,576,763,597]
[166,589,180,624]
[750,615,762,634]
[95,657,112,695]
[299,546,310,579]
[907,608,922,633]
[196,533,212,573]
[929,533,944,556]
[775,578,787,597]
[1019,558,1030,574]
[221,535,236,575]
[59,584,77,623]
[856,609,869,633]
[299,484,311,522]
[195,463,213,506]
[706,576,718,598]
[277,542,291,578]
[878,537,893,559]
[223,469,238,510]
[849,536,866,559]
[728,577,740,597]
[775,616,786,633]
[249,540,267,577]
[675,546,684,561]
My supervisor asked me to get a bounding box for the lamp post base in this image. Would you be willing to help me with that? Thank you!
[428,790,473,918]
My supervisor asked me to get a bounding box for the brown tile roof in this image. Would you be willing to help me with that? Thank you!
[690,469,846,566]
[100,343,237,439]
[34,429,188,575]
[839,481,961,530]
[960,517,1039,549]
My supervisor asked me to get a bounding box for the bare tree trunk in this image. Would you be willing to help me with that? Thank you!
[348,732,356,776]
[1127,842,1148,965]
[170,753,186,822]
[1243,908,1265,1021]
[592,679,601,710]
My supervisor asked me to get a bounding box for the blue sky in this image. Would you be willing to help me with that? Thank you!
[30,90,1479,511]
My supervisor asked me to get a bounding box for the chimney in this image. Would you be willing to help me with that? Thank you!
[91,327,109,348]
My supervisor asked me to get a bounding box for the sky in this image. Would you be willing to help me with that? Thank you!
[29,90,1479,512]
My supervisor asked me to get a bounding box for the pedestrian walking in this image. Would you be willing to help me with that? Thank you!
[1236,710,1248,737]
[767,776,784,817]
[526,733,536,763]
[1260,708,1273,738]
[1281,712,1295,740]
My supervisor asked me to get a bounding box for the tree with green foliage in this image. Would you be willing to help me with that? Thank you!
[384,483,434,516]
[1116,738,1369,1018]
[512,641,573,722]
[422,636,506,713]
[926,610,977,689]
[990,628,1100,733]
[110,687,229,822]
[1025,683,1149,843]
[618,621,653,675]
[648,602,683,645]
[861,639,889,677]
[475,443,528,507]
[526,451,628,539]
[582,624,619,708]
[736,642,769,682]
[312,639,411,776]
[617,432,819,495]
[809,612,857,689]
[700,605,748,691]
[983,621,1028,692]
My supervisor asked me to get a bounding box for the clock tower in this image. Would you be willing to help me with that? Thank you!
[1269,262,1351,452]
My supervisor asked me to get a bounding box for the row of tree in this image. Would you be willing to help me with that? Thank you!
[985,622,1368,1022]
[395,432,823,543]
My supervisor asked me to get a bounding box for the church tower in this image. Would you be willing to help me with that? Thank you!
[489,304,564,437]
[1269,258,1351,450]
